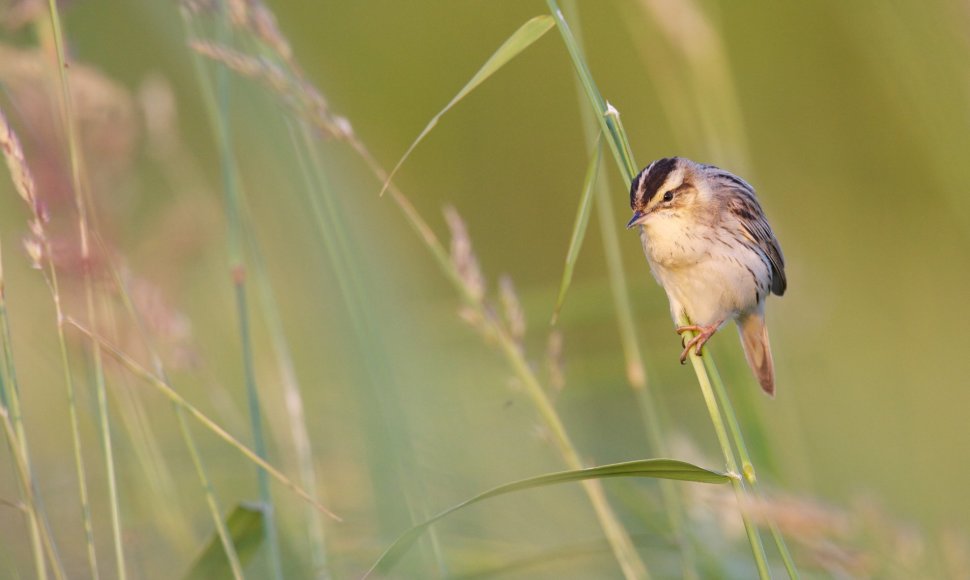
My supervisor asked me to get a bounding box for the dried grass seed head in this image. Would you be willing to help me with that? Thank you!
[546,330,565,392]
[498,274,525,342]
[443,206,485,303]
[0,105,37,206]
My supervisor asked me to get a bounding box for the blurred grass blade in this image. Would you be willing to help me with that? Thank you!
[364,459,731,577]
[184,503,264,580]
[551,133,602,324]
[66,318,341,521]
[379,15,554,196]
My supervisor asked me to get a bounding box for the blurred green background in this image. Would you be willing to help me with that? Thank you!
[1,0,969,577]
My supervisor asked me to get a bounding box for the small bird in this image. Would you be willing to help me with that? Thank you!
[627,157,786,395]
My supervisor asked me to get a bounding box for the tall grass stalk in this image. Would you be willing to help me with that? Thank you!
[702,355,799,578]
[2,72,100,577]
[683,336,770,577]
[66,318,340,520]
[209,34,285,580]
[558,4,699,576]
[0,241,56,579]
[179,9,332,577]
[0,405,45,575]
[286,120,446,575]
[545,2,788,576]
[93,290,199,556]
[594,178,698,578]
[102,257,245,579]
[192,17,336,573]
[40,223,97,579]
[241,212,330,576]
[43,1,127,576]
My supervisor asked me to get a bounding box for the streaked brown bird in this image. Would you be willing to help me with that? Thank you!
[627,157,786,395]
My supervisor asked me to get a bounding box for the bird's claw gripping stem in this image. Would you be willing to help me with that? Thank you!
[676,323,720,364]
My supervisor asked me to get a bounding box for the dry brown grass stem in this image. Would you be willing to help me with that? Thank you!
[499,275,526,345]
[190,40,351,141]
[65,316,342,522]
[181,0,293,62]
[545,330,565,392]
[0,106,50,270]
[0,107,37,206]
[188,36,444,278]
[443,206,485,303]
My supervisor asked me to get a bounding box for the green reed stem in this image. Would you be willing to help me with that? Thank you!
[89,299,123,580]
[703,356,799,579]
[684,341,769,579]
[180,10,285,575]
[288,120,445,576]
[43,1,128,576]
[67,318,340,521]
[242,212,330,577]
[557,3,698,575]
[231,32,332,576]
[0,247,57,579]
[233,270,283,578]
[103,256,244,580]
[211,34,285,579]
[0,407,45,575]
[45,263,98,578]
[597,180,699,577]
[546,0,637,183]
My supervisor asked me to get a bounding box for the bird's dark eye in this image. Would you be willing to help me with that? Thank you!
[662,191,674,202]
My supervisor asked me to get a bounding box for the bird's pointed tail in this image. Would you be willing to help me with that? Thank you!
[737,311,775,396]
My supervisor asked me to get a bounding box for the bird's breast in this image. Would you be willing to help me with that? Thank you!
[639,220,713,268]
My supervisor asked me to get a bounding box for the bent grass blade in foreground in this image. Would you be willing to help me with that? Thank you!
[378,15,555,197]
[65,318,341,522]
[363,459,733,578]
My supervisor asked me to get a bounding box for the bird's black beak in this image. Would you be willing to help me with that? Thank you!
[626,210,645,229]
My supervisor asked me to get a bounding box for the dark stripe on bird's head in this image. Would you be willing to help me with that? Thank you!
[629,167,645,209]
[631,157,679,209]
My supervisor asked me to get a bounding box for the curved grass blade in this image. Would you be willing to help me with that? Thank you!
[551,133,602,324]
[379,15,554,196]
[364,459,731,578]
[184,503,264,580]
[65,318,341,522]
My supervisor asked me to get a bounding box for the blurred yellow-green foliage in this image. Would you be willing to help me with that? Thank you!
[1,0,969,578]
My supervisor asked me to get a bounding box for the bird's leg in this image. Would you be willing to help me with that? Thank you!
[676,322,722,364]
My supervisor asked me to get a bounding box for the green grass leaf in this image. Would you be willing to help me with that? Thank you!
[551,133,602,324]
[364,459,731,577]
[184,503,264,580]
[379,15,555,196]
